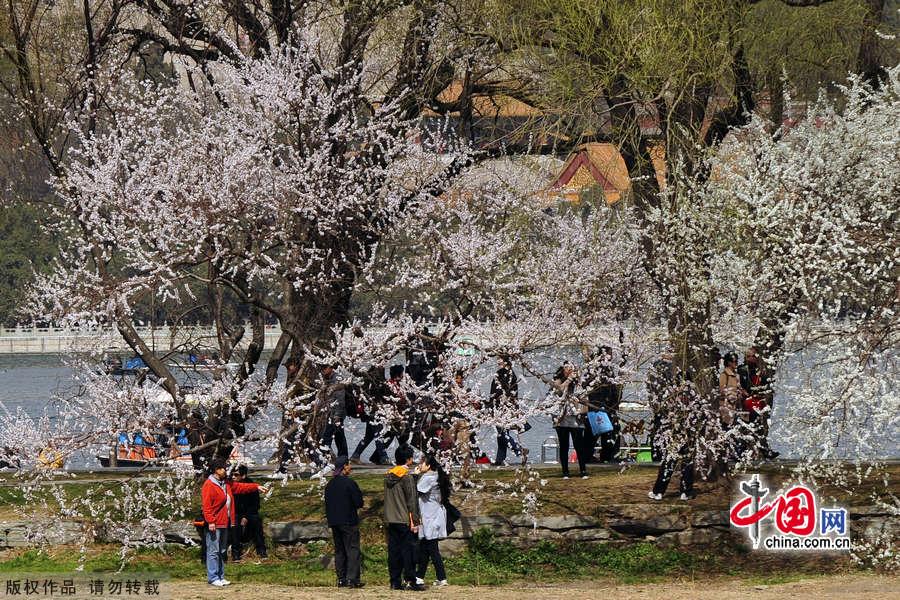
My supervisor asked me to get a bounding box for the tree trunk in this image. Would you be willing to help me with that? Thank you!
[621,136,718,393]
[768,71,785,128]
[856,0,887,88]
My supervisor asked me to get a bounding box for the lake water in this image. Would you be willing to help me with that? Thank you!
[0,353,896,469]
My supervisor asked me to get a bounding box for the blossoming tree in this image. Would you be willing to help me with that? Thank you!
[0,0,895,568]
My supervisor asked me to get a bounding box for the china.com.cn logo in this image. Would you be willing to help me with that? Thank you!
[729,474,852,551]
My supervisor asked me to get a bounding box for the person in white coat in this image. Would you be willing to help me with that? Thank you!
[414,455,450,587]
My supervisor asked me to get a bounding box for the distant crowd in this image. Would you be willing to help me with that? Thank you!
[287,338,629,479]
[298,339,778,487]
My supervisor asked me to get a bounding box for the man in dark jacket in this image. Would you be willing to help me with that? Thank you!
[383,446,423,591]
[233,465,267,560]
[583,346,623,463]
[324,456,364,588]
[737,348,779,460]
[488,356,521,466]
[350,365,390,465]
[647,352,679,462]
[383,365,413,450]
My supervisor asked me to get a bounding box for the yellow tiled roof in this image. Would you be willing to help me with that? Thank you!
[424,80,541,119]
[552,142,667,204]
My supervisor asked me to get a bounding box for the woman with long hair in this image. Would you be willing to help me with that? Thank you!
[551,362,588,479]
[414,455,450,587]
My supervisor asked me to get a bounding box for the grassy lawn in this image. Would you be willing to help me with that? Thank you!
[0,463,886,587]
[0,538,694,586]
[239,463,899,521]
[0,463,896,523]
[0,533,858,587]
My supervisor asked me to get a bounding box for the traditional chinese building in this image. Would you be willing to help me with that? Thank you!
[549,142,668,205]
[420,80,672,206]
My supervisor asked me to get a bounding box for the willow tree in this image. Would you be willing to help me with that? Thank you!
[485,0,893,386]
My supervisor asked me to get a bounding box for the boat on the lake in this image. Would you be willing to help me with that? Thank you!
[96,429,243,468]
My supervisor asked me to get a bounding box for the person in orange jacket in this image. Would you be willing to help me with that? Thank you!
[201,458,268,586]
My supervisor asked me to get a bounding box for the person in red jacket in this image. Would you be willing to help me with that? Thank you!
[201,458,268,586]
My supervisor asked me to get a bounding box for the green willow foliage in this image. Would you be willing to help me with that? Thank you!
[490,0,880,132]
[0,204,56,326]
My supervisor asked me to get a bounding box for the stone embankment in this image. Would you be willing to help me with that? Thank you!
[3,505,894,553]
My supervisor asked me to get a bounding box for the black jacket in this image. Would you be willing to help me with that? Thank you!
[488,367,518,413]
[737,364,770,398]
[360,375,388,422]
[586,364,621,412]
[324,474,364,527]
[234,478,261,518]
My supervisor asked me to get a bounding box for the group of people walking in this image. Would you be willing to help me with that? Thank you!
[308,355,532,472]
[302,338,448,468]
[324,449,458,590]
[309,342,626,482]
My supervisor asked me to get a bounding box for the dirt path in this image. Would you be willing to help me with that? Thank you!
[169,574,898,600]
